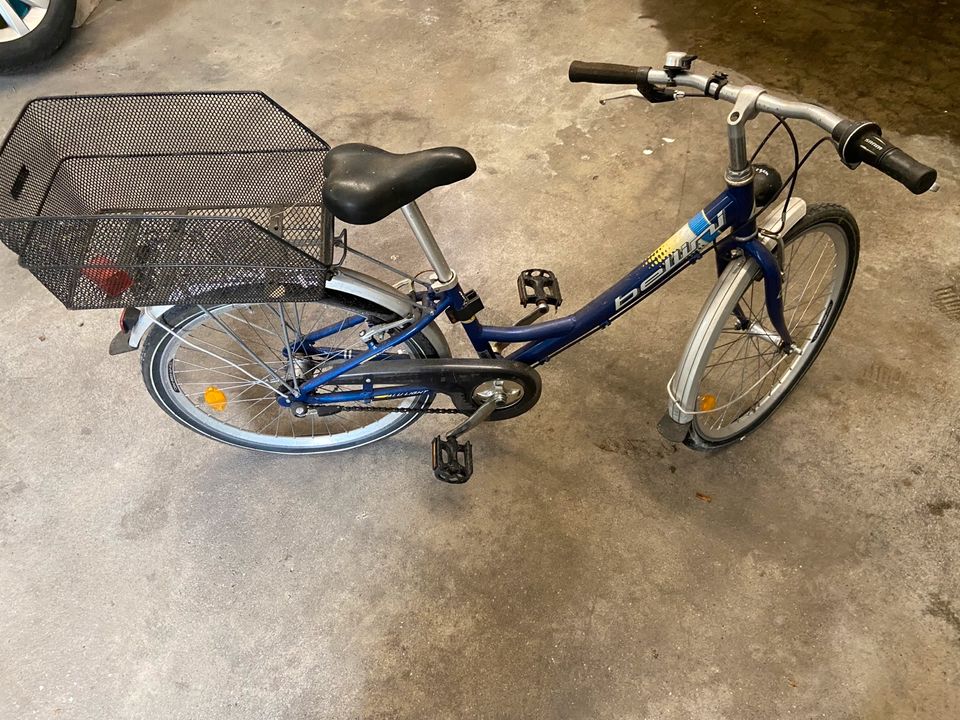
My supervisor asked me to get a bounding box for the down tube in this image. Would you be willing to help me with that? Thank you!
[508,189,745,365]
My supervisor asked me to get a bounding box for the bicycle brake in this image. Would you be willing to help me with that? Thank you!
[599,89,643,105]
[599,87,685,105]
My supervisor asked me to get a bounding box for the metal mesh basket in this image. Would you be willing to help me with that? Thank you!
[0,91,333,309]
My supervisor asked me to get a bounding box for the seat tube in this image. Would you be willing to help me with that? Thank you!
[401,202,455,284]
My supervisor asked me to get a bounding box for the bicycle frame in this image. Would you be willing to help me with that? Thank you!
[290,177,795,407]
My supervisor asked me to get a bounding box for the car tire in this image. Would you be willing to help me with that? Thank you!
[0,0,76,73]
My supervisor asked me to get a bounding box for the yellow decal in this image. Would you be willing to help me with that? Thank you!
[643,226,692,267]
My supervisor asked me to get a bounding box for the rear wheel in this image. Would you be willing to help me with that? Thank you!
[141,298,444,454]
[681,203,859,448]
[0,0,75,72]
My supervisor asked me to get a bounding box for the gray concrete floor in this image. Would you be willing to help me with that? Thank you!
[1,1,958,718]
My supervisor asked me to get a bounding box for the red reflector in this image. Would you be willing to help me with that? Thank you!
[119,306,141,333]
[81,256,134,297]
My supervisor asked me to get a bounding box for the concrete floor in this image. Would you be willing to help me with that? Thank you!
[1,1,958,718]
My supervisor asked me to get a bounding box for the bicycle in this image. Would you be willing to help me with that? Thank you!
[0,53,939,483]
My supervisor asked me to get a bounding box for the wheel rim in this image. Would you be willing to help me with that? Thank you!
[152,302,433,452]
[0,1,48,43]
[693,223,849,441]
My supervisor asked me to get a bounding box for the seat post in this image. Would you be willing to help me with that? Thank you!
[401,202,456,287]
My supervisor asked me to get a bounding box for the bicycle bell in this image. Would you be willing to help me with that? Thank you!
[664,51,697,74]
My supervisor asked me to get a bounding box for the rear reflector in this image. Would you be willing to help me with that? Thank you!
[119,306,141,333]
[81,256,134,297]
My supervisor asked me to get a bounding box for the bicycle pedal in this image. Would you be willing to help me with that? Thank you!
[518,269,562,308]
[431,435,473,484]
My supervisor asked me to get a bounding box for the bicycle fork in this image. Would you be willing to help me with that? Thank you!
[738,237,795,351]
[661,197,808,441]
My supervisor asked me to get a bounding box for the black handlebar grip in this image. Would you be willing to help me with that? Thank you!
[832,121,937,194]
[863,137,938,195]
[568,61,645,85]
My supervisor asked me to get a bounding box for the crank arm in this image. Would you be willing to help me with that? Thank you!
[446,398,498,440]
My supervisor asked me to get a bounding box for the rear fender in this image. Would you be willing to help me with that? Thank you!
[107,268,451,358]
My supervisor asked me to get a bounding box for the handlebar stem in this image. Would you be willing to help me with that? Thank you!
[726,85,767,182]
[648,68,847,188]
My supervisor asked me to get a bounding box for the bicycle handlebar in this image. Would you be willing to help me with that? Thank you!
[568,60,938,194]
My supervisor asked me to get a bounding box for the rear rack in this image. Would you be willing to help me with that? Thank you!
[0,91,334,309]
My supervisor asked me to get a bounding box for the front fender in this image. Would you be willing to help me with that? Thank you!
[662,197,807,431]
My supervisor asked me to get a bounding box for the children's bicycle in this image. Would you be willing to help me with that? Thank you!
[0,53,939,482]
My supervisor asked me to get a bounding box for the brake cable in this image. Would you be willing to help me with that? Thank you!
[730,117,833,246]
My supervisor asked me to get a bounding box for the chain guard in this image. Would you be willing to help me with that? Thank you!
[329,358,541,420]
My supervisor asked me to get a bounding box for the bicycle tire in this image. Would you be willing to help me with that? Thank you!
[681,203,859,449]
[140,294,445,454]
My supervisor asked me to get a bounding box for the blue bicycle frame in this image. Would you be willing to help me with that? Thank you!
[288,179,792,407]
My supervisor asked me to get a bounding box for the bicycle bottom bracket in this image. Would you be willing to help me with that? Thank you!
[431,435,473,483]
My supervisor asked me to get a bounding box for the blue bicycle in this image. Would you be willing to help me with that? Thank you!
[0,53,938,482]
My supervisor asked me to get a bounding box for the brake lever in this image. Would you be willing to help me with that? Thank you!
[599,88,686,105]
[599,89,642,105]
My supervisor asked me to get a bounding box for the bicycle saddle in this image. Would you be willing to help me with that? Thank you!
[322,143,476,225]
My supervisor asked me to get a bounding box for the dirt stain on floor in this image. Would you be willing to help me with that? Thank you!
[927,594,960,645]
[642,0,959,142]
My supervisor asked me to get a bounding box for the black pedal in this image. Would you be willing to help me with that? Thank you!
[431,435,473,484]
[518,269,562,308]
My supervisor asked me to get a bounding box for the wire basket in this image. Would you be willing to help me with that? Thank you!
[0,91,334,309]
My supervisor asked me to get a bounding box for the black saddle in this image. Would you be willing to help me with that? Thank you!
[321,143,477,225]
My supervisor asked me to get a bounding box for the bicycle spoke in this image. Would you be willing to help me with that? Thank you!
[218,311,289,363]
[155,302,433,448]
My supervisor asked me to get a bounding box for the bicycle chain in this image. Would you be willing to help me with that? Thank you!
[316,404,463,415]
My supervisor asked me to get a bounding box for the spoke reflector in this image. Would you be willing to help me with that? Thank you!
[698,394,718,412]
[204,386,228,412]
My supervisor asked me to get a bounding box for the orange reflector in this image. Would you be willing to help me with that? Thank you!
[204,386,228,412]
[698,394,718,412]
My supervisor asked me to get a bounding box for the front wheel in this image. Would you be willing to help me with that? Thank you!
[140,297,445,454]
[675,203,860,449]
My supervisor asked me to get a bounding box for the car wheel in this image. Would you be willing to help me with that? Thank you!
[0,0,76,73]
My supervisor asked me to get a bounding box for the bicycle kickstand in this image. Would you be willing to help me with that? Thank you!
[431,396,500,484]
